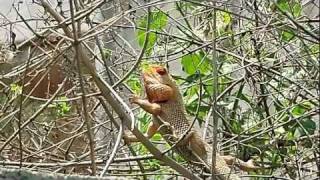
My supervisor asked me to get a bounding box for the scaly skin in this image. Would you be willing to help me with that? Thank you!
[126,65,254,179]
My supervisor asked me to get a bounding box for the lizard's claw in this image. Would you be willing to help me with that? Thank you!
[242,159,260,171]
[158,122,178,143]
[157,122,173,133]
[123,130,134,145]
[128,94,140,104]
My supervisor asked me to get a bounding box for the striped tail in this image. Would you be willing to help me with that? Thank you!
[204,143,241,180]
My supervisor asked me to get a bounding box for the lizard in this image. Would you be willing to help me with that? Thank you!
[125,64,256,180]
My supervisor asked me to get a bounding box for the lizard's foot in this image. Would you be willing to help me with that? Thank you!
[222,155,259,171]
[241,159,259,171]
[158,122,174,134]
[128,94,140,104]
[123,130,136,144]
[158,122,178,143]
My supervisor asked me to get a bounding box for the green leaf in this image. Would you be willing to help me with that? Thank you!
[220,11,231,25]
[265,150,281,164]
[137,31,157,54]
[151,133,162,141]
[286,131,294,140]
[291,104,306,117]
[310,44,320,54]
[291,103,313,117]
[103,49,112,59]
[137,111,151,130]
[48,96,71,117]
[150,11,168,30]
[148,159,161,169]
[136,11,168,53]
[181,52,212,75]
[181,54,199,74]
[276,0,301,18]
[204,83,213,95]
[10,84,22,96]
[281,29,295,42]
[294,118,316,138]
[137,11,168,30]
[276,0,290,12]
[292,2,302,17]
[184,87,198,106]
[301,119,316,134]
[231,121,241,134]
[125,75,142,95]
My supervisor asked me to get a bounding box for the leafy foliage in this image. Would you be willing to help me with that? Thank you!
[48,96,71,117]
[10,83,22,97]
[0,0,318,179]
[137,10,168,54]
[181,51,212,75]
[131,1,318,178]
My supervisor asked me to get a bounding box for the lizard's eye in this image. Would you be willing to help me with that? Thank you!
[155,67,167,75]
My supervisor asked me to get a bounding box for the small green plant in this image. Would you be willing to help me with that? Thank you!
[10,83,22,97]
[103,49,112,59]
[48,96,71,117]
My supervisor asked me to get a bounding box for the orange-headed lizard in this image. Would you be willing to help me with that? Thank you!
[125,65,256,180]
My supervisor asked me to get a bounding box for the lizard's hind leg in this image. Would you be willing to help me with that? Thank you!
[123,122,159,143]
[188,132,208,160]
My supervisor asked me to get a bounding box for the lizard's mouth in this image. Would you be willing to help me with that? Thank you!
[142,72,160,84]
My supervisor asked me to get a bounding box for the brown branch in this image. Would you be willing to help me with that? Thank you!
[69,0,96,175]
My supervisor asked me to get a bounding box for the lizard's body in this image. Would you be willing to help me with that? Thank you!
[126,65,254,179]
[150,94,203,164]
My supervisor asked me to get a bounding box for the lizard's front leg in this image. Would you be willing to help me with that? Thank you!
[221,155,259,171]
[129,95,161,115]
[124,95,162,143]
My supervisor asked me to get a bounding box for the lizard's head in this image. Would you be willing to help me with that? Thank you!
[142,64,178,102]
[142,65,175,87]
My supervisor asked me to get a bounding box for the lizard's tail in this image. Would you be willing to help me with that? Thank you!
[203,143,241,180]
[188,133,240,180]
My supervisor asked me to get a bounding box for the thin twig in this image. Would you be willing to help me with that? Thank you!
[69,0,96,175]
[211,1,218,179]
